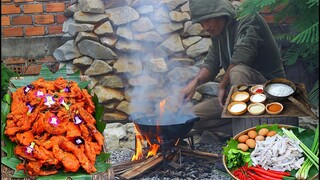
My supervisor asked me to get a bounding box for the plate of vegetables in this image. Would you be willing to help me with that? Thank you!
[222,124,319,180]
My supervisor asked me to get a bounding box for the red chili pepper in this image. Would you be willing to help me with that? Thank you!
[252,166,291,176]
[264,169,291,176]
[233,168,246,180]
[251,170,283,180]
[247,171,265,180]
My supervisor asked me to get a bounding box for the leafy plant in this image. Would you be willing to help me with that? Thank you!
[1,63,19,99]
[1,64,110,179]
[237,0,319,107]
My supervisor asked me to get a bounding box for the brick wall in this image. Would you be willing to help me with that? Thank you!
[1,0,69,38]
[1,0,68,75]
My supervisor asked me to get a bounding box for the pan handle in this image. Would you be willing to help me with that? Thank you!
[288,96,318,119]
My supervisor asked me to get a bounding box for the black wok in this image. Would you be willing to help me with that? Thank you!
[263,78,317,119]
[131,115,199,143]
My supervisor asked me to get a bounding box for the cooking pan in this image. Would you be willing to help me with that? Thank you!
[130,115,199,143]
[263,78,317,119]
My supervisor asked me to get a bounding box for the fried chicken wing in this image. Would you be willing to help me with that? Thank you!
[33,145,59,165]
[15,130,34,146]
[53,144,80,172]
[25,161,58,176]
[86,123,104,146]
[14,145,36,161]
[66,122,81,140]
[60,140,96,174]
[85,141,97,164]
[42,135,67,150]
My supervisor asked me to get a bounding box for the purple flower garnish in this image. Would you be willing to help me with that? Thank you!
[74,136,85,145]
[60,87,71,93]
[58,97,69,110]
[23,85,34,94]
[48,116,60,126]
[35,90,44,98]
[26,102,34,115]
[44,94,55,107]
[74,115,83,125]
[25,142,35,156]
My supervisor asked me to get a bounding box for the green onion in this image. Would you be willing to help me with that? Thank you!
[296,149,319,179]
[282,126,319,170]
[295,124,319,179]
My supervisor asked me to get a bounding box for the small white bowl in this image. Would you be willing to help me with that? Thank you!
[250,85,264,94]
[248,103,265,115]
[231,91,250,102]
[228,102,247,115]
[250,93,267,103]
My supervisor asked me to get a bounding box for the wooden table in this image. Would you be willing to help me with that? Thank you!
[221,84,313,136]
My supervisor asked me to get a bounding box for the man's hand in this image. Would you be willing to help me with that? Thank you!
[179,67,212,106]
[218,88,226,108]
[180,78,198,103]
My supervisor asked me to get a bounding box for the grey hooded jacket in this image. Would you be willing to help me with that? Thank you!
[189,0,286,80]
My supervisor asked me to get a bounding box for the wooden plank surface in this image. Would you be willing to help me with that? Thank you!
[222,84,311,118]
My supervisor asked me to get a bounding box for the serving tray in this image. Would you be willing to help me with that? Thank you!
[222,84,311,118]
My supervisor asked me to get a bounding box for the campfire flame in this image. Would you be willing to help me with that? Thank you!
[131,126,144,161]
[146,136,160,158]
[131,98,168,161]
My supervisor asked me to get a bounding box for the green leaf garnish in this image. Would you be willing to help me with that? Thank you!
[93,94,106,134]
[222,138,238,156]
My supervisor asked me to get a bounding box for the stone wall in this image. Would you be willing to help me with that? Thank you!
[53,0,212,123]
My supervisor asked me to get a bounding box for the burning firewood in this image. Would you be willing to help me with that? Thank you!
[119,154,164,180]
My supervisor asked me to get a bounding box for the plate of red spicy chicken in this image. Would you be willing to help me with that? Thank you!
[2,76,110,179]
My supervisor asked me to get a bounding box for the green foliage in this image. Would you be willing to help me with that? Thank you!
[223,138,252,170]
[223,138,238,156]
[225,148,252,169]
[1,63,19,99]
[237,0,276,18]
[292,22,319,44]
[93,94,106,133]
[9,64,90,92]
[308,80,319,107]
[237,0,319,107]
